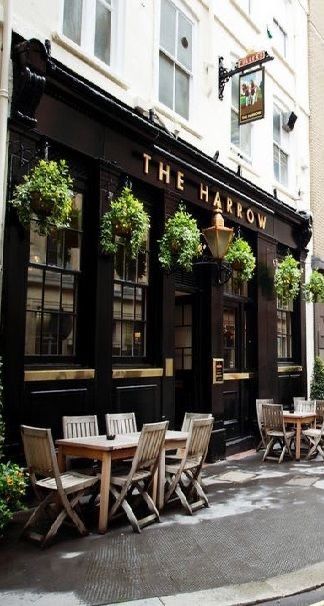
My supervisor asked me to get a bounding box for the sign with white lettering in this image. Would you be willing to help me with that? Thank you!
[238,51,266,70]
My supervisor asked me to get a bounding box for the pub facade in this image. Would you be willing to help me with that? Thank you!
[2,30,312,459]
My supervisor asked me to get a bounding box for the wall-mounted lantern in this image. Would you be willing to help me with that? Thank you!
[195,209,234,285]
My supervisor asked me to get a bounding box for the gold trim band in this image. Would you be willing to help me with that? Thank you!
[112,368,164,379]
[24,369,95,382]
[278,365,303,373]
[224,372,256,381]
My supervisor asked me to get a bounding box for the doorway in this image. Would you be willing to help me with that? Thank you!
[174,291,195,428]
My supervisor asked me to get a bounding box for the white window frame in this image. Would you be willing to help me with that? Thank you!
[273,102,290,188]
[60,0,123,71]
[230,57,252,163]
[157,0,195,122]
[272,17,288,59]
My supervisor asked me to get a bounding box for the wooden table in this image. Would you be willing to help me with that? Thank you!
[56,430,187,534]
[283,412,316,460]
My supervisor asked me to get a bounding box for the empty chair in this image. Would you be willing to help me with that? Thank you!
[255,399,274,451]
[109,420,168,533]
[21,425,98,547]
[294,400,316,414]
[262,404,295,464]
[167,412,213,463]
[105,412,137,436]
[293,396,306,407]
[302,401,324,459]
[164,417,213,514]
[63,415,99,439]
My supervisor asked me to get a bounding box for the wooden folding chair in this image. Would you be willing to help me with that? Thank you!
[262,404,295,464]
[21,425,99,547]
[293,396,306,407]
[166,412,213,463]
[255,399,274,450]
[105,412,137,435]
[302,401,324,459]
[63,415,99,438]
[109,420,168,533]
[164,417,213,515]
[294,400,315,414]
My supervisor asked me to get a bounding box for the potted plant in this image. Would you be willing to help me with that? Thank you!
[158,204,202,272]
[224,236,256,283]
[100,186,150,259]
[10,159,74,236]
[304,269,324,303]
[273,252,302,304]
[310,357,324,400]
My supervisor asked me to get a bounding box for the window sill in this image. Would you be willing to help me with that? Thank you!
[52,32,130,91]
[154,102,203,140]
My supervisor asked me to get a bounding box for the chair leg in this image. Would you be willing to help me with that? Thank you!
[21,493,53,537]
[263,437,274,461]
[279,444,286,464]
[42,493,88,547]
[109,484,141,533]
[175,484,193,515]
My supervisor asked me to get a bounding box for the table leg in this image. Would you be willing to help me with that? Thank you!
[98,452,111,534]
[157,447,165,510]
[295,421,301,460]
[57,446,65,473]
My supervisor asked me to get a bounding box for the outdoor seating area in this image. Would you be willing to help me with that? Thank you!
[20,412,214,546]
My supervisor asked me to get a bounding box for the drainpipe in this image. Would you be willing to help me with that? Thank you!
[0,0,12,318]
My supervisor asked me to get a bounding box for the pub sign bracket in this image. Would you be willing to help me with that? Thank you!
[218,51,274,101]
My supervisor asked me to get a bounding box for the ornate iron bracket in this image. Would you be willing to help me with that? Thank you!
[218,52,274,101]
[194,257,233,286]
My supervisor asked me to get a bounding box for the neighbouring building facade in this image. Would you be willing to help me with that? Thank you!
[0,0,312,458]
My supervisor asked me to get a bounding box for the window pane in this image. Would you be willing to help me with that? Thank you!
[44,271,61,311]
[112,320,121,355]
[137,250,148,284]
[159,52,174,110]
[26,267,43,310]
[273,144,280,181]
[95,0,112,65]
[175,65,189,119]
[70,193,83,230]
[273,107,281,144]
[61,274,75,313]
[114,241,125,280]
[60,313,75,355]
[113,283,122,318]
[63,0,82,45]
[29,224,46,264]
[42,312,59,355]
[122,285,135,320]
[231,109,239,147]
[125,253,136,282]
[122,321,133,355]
[64,230,81,271]
[240,123,251,158]
[134,323,144,356]
[160,0,176,56]
[177,13,192,70]
[280,150,288,186]
[135,287,143,320]
[47,230,64,268]
[25,310,41,355]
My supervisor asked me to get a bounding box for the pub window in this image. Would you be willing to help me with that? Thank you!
[277,297,293,359]
[63,0,119,67]
[273,103,289,187]
[159,0,193,120]
[231,61,252,161]
[223,308,237,369]
[112,236,149,358]
[25,193,83,357]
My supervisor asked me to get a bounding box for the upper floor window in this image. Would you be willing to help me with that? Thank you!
[273,104,289,187]
[159,0,193,120]
[272,18,287,59]
[231,67,252,160]
[63,0,118,66]
[25,194,83,357]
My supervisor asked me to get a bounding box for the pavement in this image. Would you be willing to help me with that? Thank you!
[2,450,324,605]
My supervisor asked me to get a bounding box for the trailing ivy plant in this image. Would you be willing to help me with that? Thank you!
[158,204,202,272]
[100,186,150,259]
[303,269,324,303]
[224,236,256,284]
[273,253,302,304]
[10,159,74,236]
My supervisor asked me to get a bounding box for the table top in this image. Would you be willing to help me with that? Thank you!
[56,430,188,452]
[283,411,316,420]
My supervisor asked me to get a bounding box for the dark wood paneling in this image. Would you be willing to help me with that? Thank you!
[278,373,303,407]
[114,383,160,429]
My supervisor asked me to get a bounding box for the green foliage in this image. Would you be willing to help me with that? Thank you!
[0,359,4,462]
[0,462,27,532]
[310,356,324,400]
[10,159,73,236]
[303,270,324,303]
[273,253,301,304]
[100,186,150,259]
[158,204,202,272]
[224,236,256,284]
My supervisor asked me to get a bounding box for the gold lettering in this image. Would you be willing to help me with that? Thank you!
[176,171,185,191]
[158,162,170,184]
[246,208,254,224]
[226,197,233,214]
[200,183,209,202]
[143,153,151,174]
[213,191,222,210]
[236,202,243,219]
[257,214,267,230]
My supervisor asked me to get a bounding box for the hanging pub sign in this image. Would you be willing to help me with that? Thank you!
[239,66,265,125]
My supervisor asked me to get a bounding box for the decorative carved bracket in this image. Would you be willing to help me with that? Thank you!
[11,38,49,129]
[218,52,274,101]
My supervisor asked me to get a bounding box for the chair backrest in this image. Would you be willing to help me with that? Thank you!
[131,421,168,474]
[294,400,315,414]
[62,415,99,439]
[21,425,60,481]
[185,417,213,461]
[181,412,213,432]
[262,404,283,432]
[256,399,274,430]
[293,396,306,406]
[316,400,324,427]
[105,412,137,435]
